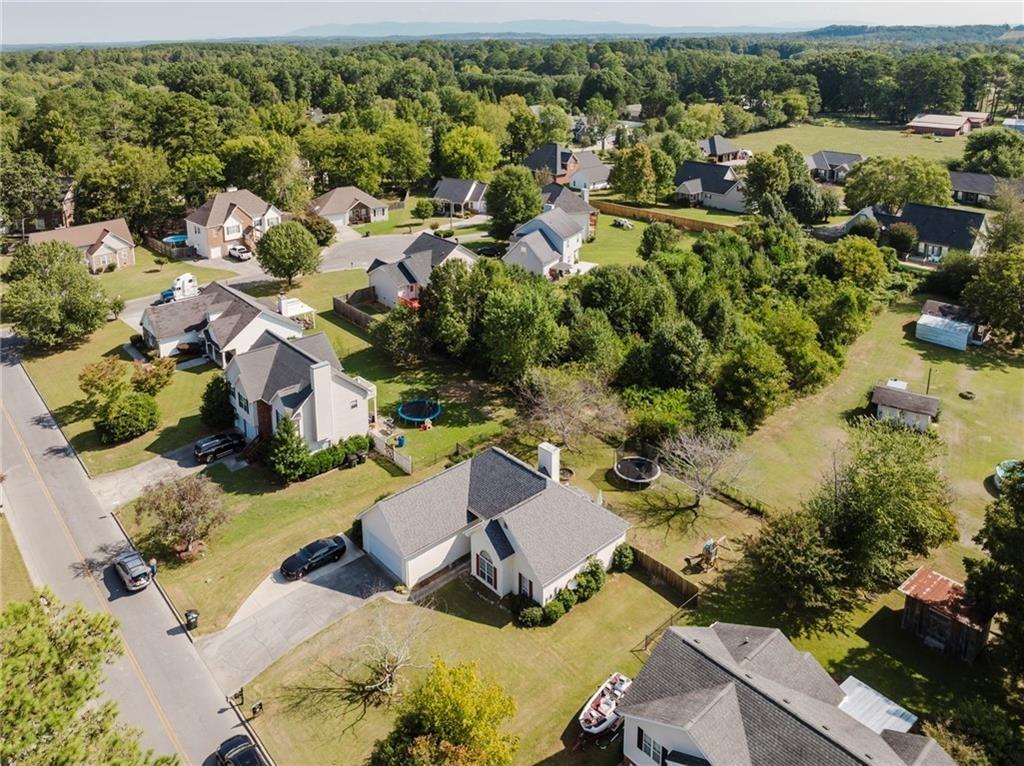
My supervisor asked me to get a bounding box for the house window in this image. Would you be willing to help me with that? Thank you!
[476,550,496,589]
[193,225,201,234]
[350,399,359,409]
[236,391,250,413]
[639,728,663,763]
[518,573,533,600]
[225,224,241,236]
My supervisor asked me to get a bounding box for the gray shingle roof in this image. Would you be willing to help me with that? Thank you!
[367,233,476,288]
[674,161,741,196]
[872,386,940,417]
[619,625,954,766]
[896,203,986,251]
[433,177,488,205]
[881,731,957,766]
[363,447,629,582]
[231,331,341,405]
[513,207,584,242]
[697,134,741,158]
[503,230,561,273]
[186,189,274,228]
[485,520,515,560]
[27,218,133,249]
[541,183,597,215]
[310,186,385,217]
[807,150,863,172]
[524,143,573,174]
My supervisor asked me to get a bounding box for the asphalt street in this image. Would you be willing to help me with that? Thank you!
[1,337,245,765]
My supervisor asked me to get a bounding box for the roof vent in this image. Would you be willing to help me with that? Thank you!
[782,698,790,704]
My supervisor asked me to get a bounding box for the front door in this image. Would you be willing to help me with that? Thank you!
[256,401,273,440]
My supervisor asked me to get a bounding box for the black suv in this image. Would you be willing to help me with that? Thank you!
[215,735,267,766]
[280,536,347,580]
[194,433,245,464]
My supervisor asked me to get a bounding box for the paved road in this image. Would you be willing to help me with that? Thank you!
[197,556,392,693]
[320,233,416,272]
[1,338,244,765]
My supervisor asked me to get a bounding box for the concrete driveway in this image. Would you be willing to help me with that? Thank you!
[196,555,393,692]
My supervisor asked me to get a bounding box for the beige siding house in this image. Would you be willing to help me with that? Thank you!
[185,189,282,259]
[27,218,135,273]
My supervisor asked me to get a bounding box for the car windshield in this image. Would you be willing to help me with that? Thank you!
[120,553,147,574]
[197,436,223,448]
[299,541,327,558]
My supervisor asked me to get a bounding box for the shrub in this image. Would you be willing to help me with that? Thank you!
[200,375,235,428]
[573,572,598,601]
[879,246,899,271]
[436,229,455,238]
[131,357,175,395]
[612,543,635,571]
[516,606,544,627]
[557,588,578,611]
[886,222,918,255]
[302,449,336,479]
[542,600,565,624]
[429,222,440,231]
[95,392,159,444]
[345,434,370,454]
[847,217,881,242]
[130,333,146,350]
[297,212,336,246]
[266,417,310,483]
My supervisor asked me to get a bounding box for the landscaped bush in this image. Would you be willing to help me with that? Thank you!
[886,222,918,255]
[612,543,635,571]
[542,600,565,624]
[130,333,146,351]
[200,374,235,428]
[435,229,455,238]
[516,605,544,627]
[556,588,578,611]
[847,217,881,242]
[131,357,175,396]
[349,518,363,548]
[95,392,159,444]
[573,557,608,602]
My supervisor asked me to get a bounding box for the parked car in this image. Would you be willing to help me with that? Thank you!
[113,549,151,592]
[194,433,245,464]
[228,245,252,261]
[475,244,502,257]
[279,535,347,580]
[215,734,267,766]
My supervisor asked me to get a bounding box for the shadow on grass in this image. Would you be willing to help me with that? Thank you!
[899,311,1024,374]
[425,576,512,629]
[229,278,284,298]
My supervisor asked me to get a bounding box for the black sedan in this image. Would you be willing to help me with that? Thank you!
[194,433,245,464]
[215,734,267,766]
[279,535,347,580]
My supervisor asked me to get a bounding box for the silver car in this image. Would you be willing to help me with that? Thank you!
[113,549,152,592]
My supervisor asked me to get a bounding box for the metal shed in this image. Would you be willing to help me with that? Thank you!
[915,313,972,351]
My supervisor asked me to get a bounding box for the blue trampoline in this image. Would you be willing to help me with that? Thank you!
[397,399,441,424]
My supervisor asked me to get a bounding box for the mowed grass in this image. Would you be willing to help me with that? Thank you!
[121,458,438,635]
[583,214,693,268]
[590,191,746,227]
[1,515,35,606]
[736,119,969,163]
[734,295,1024,544]
[248,575,679,766]
[97,246,234,302]
[22,322,219,475]
[353,195,454,236]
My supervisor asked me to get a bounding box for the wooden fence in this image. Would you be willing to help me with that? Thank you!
[144,235,195,260]
[332,288,379,330]
[590,200,738,233]
[633,547,699,601]
[387,190,410,211]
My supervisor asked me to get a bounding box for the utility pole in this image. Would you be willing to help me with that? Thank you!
[926,367,933,395]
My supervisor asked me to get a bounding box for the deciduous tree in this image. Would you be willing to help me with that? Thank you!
[484,165,542,240]
[609,143,656,205]
[256,221,321,286]
[438,125,500,181]
[137,474,227,553]
[659,429,743,508]
[963,246,1024,345]
[961,126,1024,179]
[844,155,952,213]
[519,366,623,451]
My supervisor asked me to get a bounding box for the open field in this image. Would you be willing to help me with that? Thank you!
[22,322,219,475]
[736,119,969,163]
[248,574,679,766]
[733,295,1024,544]
[97,246,234,302]
[1,515,34,606]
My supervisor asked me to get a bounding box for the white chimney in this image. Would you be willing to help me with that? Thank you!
[581,186,590,204]
[226,186,238,193]
[538,442,560,481]
[277,293,287,315]
[310,361,334,442]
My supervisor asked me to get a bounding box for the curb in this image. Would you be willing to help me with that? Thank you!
[226,697,278,766]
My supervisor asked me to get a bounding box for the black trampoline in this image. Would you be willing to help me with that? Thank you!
[397,399,442,424]
[613,455,661,488]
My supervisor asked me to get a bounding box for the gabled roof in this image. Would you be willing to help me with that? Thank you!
[310,186,385,217]
[361,447,629,582]
[484,520,515,560]
[187,189,275,228]
[896,203,986,251]
[523,143,574,175]
[807,150,863,171]
[141,281,301,343]
[674,160,740,196]
[27,218,133,249]
[872,385,940,417]
[907,114,969,129]
[697,134,741,158]
[619,624,955,766]
[541,183,597,215]
[230,331,341,406]
[898,567,988,630]
[503,230,561,274]
[367,233,476,288]
[433,177,488,205]
[948,171,997,197]
[513,207,584,243]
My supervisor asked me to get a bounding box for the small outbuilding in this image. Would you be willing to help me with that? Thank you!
[915,300,979,351]
[898,567,991,663]
[871,379,939,432]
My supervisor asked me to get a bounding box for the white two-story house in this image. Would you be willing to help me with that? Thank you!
[367,233,477,309]
[185,189,282,259]
[225,331,377,452]
[503,208,585,280]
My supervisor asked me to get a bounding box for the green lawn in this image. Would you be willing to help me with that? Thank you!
[583,214,696,268]
[248,574,679,766]
[22,322,219,475]
[734,295,1023,545]
[97,246,234,302]
[736,119,969,163]
[1,515,34,607]
[352,196,456,236]
[590,191,746,227]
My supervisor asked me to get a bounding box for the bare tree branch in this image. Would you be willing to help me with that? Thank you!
[659,430,746,509]
[518,367,624,451]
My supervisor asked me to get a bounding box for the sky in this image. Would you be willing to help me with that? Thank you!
[2,1,1022,47]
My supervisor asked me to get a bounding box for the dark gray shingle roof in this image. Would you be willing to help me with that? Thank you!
[872,386,940,417]
[697,134,741,158]
[231,331,341,405]
[896,203,986,251]
[542,183,597,214]
[513,207,584,243]
[485,520,515,560]
[433,177,488,205]
[674,161,740,196]
[524,143,573,174]
[948,171,997,197]
[807,150,863,172]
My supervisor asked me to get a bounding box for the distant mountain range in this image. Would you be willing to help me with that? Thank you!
[288,20,813,39]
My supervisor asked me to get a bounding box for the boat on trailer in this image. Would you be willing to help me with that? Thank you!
[578,672,632,735]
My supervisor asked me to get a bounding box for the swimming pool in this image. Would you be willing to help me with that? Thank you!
[161,233,188,245]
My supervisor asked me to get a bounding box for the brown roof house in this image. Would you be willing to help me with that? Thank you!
[871,379,940,432]
[899,567,991,663]
[905,114,972,136]
[27,218,135,273]
[310,186,388,230]
[185,189,282,259]
[697,134,743,163]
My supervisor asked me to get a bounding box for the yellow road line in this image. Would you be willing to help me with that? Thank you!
[2,404,191,764]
